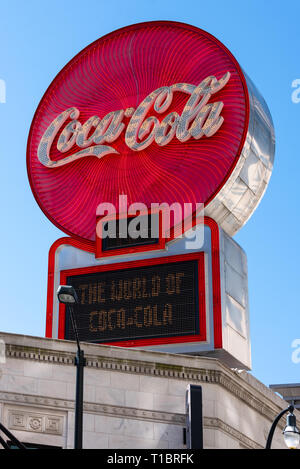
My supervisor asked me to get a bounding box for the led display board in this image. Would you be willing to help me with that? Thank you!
[59,253,206,346]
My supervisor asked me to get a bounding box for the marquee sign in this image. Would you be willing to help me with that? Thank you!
[47,218,252,369]
[27,21,274,241]
[59,254,205,346]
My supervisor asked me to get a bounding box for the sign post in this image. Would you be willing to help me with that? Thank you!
[186,384,203,449]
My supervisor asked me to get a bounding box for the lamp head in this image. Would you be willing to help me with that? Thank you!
[283,409,300,449]
[57,285,78,305]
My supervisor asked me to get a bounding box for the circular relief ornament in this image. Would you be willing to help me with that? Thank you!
[27,21,274,242]
[28,417,42,431]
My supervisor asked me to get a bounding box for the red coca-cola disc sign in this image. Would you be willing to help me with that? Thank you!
[27,21,249,242]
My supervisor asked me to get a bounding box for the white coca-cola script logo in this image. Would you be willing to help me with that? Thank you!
[38,72,230,168]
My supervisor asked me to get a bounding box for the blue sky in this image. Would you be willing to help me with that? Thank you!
[0,0,299,387]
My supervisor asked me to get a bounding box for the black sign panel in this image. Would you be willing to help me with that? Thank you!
[65,259,199,344]
[101,214,159,252]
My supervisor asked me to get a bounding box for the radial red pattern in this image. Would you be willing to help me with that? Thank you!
[27,21,249,242]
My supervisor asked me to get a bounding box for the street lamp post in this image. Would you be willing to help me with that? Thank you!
[57,285,85,450]
[265,405,300,450]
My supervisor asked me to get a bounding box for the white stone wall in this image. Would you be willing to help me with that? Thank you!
[0,332,295,449]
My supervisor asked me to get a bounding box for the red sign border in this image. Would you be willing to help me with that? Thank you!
[27,21,250,244]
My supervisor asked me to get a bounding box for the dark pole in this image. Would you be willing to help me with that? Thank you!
[0,435,10,449]
[265,405,294,449]
[68,304,85,450]
[0,422,27,449]
[186,384,203,449]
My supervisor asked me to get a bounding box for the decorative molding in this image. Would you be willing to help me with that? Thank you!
[0,391,184,426]
[7,408,64,436]
[85,402,185,425]
[203,417,263,449]
[2,393,265,449]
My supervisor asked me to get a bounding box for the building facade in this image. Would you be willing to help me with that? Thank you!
[0,331,295,449]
